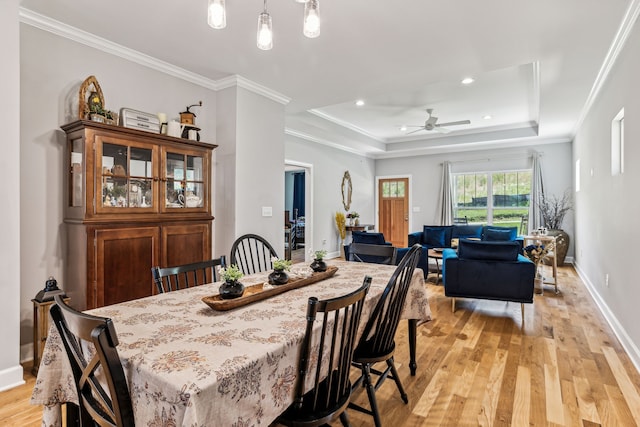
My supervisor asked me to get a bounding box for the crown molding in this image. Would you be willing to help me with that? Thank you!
[217,75,290,105]
[285,128,374,158]
[19,7,291,104]
[307,109,385,142]
[572,0,640,135]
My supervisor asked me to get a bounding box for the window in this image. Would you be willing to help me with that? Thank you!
[453,170,531,227]
[611,108,624,176]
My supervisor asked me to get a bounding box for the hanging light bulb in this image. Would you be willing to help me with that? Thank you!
[207,0,226,29]
[303,0,320,38]
[257,0,273,50]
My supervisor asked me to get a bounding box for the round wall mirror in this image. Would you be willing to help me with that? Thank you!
[341,171,352,211]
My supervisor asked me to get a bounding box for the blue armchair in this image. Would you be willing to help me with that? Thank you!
[344,231,392,264]
[442,239,535,321]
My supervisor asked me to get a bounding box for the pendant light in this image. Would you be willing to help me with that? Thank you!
[207,0,226,29]
[303,0,320,38]
[257,0,273,50]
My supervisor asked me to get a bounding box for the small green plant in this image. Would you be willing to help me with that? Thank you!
[271,257,292,271]
[220,264,243,282]
[347,211,359,219]
[309,249,327,260]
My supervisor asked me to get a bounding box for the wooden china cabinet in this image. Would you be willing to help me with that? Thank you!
[61,120,217,310]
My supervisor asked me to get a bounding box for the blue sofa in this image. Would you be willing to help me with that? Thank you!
[442,239,535,320]
[399,224,521,278]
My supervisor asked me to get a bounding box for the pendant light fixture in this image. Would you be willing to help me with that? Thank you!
[257,0,273,50]
[207,0,226,29]
[303,0,320,38]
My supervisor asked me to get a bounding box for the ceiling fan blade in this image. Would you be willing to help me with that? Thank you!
[436,120,471,127]
[405,128,426,135]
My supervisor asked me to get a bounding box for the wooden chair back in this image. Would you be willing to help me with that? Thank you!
[230,234,279,275]
[152,256,226,293]
[349,242,397,265]
[50,295,134,427]
[278,277,371,426]
[453,216,468,224]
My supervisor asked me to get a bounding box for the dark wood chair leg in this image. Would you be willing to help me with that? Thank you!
[408,319,417,375]
[362,364,382,427]
[339,410,351,427]
[388,357,408,403]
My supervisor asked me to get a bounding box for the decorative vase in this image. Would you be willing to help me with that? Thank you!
[219,280,245,299]
[534,264,544,295]
[546,229,570,266]
[268,269,289,285]
[310,259,327,272]
[354,218,360,226]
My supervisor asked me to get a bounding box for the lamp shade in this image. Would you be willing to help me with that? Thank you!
[303,0,320,38]
[207,0,226,29]
[257,11,273,50]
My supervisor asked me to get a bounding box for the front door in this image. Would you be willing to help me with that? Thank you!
[378,178,409,248]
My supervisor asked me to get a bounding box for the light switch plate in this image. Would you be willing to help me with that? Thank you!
[262,206,273,217]
[412,206,421,212]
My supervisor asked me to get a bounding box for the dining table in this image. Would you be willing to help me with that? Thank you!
[31,259,431,427]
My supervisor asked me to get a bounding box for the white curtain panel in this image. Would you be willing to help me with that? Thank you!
[528,153,544,231]
[438,161,453,225]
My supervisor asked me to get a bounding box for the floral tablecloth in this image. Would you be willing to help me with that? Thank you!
[31,260,431,427]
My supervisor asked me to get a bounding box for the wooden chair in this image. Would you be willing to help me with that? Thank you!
[348,244,422,427]
[50,294,134,427]
[349,242,397,265]
[152,256,226,294]
[453,216,468,224]
[520,215,529,235]
[277,277,372,427]
[230,234,279,275]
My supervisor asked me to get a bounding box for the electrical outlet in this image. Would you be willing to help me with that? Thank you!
[605,273,609,287]
[322,239,327,245]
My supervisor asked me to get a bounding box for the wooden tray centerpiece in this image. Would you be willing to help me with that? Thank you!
[202,265,338,311]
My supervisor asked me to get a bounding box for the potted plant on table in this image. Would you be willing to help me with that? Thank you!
[309,249,328,272]
[538,190,572,265]
[269,257,292,285]
[218,264,245,299]
[347,211,360,226]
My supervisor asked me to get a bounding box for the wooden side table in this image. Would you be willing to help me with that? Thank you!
[427,248,444,284]
[523,234,559,294]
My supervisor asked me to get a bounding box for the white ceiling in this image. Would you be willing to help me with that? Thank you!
[20,0,639,158]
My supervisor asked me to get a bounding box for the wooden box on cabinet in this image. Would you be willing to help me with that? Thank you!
[61,120,216,309]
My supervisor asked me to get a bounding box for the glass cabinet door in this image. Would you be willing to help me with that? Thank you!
[97,140,155,212]
[164,150,205,210]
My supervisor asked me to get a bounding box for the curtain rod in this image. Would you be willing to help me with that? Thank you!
[440,151,543,166]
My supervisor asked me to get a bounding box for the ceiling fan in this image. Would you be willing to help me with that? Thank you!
[406,108,471,135]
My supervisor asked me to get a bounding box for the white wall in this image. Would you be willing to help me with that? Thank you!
[0,0,25,392]
[19,24,217,358]
[285,136,375,257]
[375,143,574,255]
[572,17,640,369]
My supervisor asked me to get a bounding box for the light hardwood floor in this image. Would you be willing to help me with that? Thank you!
[2,264,640,426]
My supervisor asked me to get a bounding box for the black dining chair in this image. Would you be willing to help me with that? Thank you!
[230,234,279,275]
[349,242,397,265]
[50,294,134,427]
[151,256,226,293]
[277,277,372,427]
[453,216,468,224]
[348,244,421,427]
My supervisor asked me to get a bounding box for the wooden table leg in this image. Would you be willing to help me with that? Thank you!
[408,319,417,376]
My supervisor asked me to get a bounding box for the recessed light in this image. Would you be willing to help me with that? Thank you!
[483,115,492,120]
[461,77,475,85]
[400,125,407,131]
[355,100,365,107]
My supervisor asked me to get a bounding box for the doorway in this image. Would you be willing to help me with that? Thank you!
[285,161,313,262]
[377,177,410,248]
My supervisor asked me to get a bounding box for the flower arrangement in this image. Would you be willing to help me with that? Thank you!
[335,212,346,240]
[219,264,243,282]
[523,242,555,265]
[271,257,292,271]
[346,211,359,219]
[309,249,327,260]
[539,190,572,230]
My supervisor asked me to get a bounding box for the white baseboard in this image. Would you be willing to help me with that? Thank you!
[574,261,640,374]
[0,364,25,392]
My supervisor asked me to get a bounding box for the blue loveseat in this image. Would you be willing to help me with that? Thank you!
[442,239,535,320]
[399,224,521,278]
[344,231,393,264]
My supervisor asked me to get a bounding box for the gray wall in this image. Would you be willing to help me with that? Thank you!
[0,0,24,391]
[285,135,375,257]
[573,17,640,369]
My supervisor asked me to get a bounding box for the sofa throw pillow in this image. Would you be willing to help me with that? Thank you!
[423,226,449,247]
[458,240,520,261]
[452,224,483,239]
[483,226,518,241]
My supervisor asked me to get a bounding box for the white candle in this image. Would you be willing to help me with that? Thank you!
[157,113,167,124]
